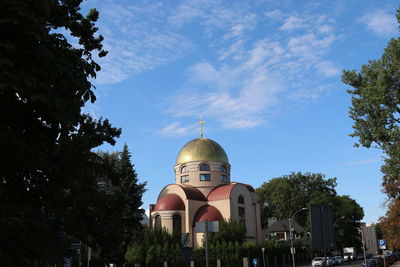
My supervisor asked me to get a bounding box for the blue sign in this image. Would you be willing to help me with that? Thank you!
[378,239,387,248]
[252,258,259,266]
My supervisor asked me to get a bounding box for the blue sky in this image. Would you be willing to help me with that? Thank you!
[81,0,399,223]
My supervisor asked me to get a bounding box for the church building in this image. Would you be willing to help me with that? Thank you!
[150,135,263,248]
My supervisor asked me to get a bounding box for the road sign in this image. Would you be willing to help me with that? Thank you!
[182,233,189,247]
[379,240,386,250]
[252,258,259,266]
[195,221,219,233]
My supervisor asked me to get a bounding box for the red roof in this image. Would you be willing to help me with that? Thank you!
[207,182,255,201]
[207,184,235,201]
[193,205,223,224]
[153,194,185,211]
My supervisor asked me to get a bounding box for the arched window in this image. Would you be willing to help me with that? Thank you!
[200,164,210,171]
[181,165,188,173]
[221,165,227,173]
[154,214,161,229]
[238,195,244,204]
[173,214,182,236]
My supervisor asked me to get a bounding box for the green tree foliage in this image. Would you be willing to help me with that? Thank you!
[256,172,364,249]
[208,219,247,245]
[342,7,400,199]
[379,198,400,249]
[74,145,146,264]
[126,228,181,266]
[342,7,400,248]
[0,0,121,265]
[332,195,364,249]
[256,172,337,227]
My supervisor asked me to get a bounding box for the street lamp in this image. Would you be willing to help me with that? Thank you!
[262,247,266,267]
[289,208,308,267]
[359,229,367,267]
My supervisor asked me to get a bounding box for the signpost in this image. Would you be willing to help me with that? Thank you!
[195,220,219,267]
[262,248,265,267]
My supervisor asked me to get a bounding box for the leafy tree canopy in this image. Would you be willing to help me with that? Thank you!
[256,172,364,248]
[0,0,121,265]
[342,7,400,199]
[208,219,247,245]
[256,172,337,227]
[379,198,400,249]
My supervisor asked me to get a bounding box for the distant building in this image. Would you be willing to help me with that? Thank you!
[265,218,307,241]
[360,223,378,255]
[149,136,263,248]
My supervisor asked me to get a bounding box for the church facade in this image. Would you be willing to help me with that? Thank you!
[150,137,263,248]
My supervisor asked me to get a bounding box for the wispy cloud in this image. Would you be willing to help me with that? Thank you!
[86,1,347,133]
[158,122,194,137]
[163,5,341,130]
[279,16,307,31]
[91,1,194,84]
[344,158,381,166]
[360,10,397,37]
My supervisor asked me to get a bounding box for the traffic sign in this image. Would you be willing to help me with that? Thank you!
[378,239,387,249]
[195,221,219,233]
[252,258,259,266]
[182,233,189,247]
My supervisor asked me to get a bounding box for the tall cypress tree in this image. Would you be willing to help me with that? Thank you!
[94,145,146,264]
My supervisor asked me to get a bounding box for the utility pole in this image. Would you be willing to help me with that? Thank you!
[290,208,307,267]
[360,229,367,267]
[262,247,266,267]
[205,219,209,267]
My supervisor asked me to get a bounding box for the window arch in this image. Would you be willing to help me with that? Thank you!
[154,214,161,229]
[173,214,182,236]
[181,165,188,173]
[238,195,244,204]
[199,163,210,171]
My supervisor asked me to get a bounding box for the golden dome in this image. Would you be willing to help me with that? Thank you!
[176,138,229,165]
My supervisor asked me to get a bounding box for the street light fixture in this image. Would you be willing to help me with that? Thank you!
[289,208,308,267]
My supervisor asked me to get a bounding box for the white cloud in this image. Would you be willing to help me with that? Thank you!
[279,16,307,31]
[188,62,221,84]
[265,9,284,20]
[159,122,194,137]
[345,158,381,166]
[316,61,340,77]
[167,40,283,129]
[163,6,342,131]
[91,1,195,85]
[360,10,397,36]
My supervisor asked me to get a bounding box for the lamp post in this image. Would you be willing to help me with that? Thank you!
[262,247,266,267]
[359,229,367,267]
[289,208,307,267]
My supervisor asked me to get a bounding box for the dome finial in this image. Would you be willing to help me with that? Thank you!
[196,116,206,138]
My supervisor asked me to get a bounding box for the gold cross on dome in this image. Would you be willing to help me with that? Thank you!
[197,117,206,137]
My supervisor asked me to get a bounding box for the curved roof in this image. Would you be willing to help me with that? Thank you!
[153,194,185,211]
[176,137,229,165]
[207,184,235,201]
[180,185,207,201]
[207,182,255,201]
[157,184,207,202]
[193,205,223,225]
